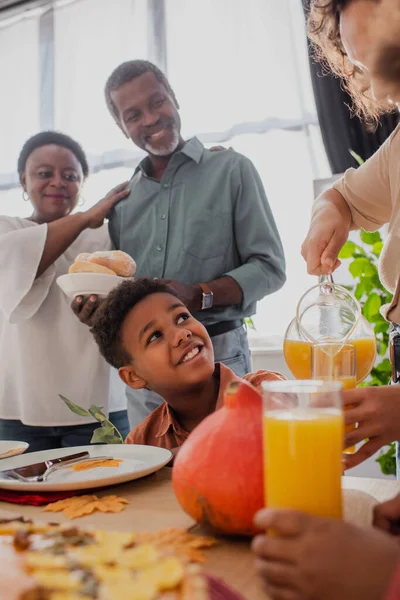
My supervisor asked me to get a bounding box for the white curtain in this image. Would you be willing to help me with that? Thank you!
[0,0,331,338]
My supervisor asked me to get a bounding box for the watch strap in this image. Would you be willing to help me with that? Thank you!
[198,282,213,296]
[198,282,214,310]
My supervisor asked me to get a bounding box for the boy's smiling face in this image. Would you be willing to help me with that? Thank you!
[118,292,215,401]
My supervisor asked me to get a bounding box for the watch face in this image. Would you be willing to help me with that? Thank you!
[202,292,213,309]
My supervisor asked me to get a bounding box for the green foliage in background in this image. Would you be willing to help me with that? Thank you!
[338,230,392,385]
[244,317,256,330]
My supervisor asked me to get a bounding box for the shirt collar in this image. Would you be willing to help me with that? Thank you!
[155,402,182,439]
[179,137,204,164]
[134,137,204,176]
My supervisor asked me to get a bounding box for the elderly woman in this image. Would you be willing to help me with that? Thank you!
[0,131,130,451]
[252,2,400,600]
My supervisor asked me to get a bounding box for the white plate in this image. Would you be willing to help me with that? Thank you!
[0,445,172,492]
[56,273,126,299]
[0,441,29,460]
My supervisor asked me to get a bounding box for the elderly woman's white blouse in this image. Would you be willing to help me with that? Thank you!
[0,216,112,426]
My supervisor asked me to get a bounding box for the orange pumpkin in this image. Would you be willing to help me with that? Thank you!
[172,379,264,536]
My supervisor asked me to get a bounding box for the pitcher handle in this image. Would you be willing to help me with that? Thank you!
[318,273,334,294]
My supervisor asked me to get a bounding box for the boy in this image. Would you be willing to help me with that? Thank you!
[91,278,284,450]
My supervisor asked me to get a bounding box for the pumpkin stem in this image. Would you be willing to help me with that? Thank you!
[224,379,261,409]
[224,381,240,407]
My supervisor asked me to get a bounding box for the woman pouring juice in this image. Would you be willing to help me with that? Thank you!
[299,0,400,474]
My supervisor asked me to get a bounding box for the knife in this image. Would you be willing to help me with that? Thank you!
[0,451,90,480]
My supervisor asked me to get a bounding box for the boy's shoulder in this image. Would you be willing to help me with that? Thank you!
[125,402,169,446]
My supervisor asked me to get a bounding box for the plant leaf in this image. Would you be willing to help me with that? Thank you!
[372,241,384,256]
[338,241,356,259]
[103,436,123,444]
[375,358,392,373]
[88,405,107,421]
[244,317,256,331]
[348,149,365,166]
[376,443,397,476]
[59,395,91,417]
[363,293,381,320]
[349,257,373,278]
[90,423,118,444]
[354,281,364,300]
[360,230,382,245]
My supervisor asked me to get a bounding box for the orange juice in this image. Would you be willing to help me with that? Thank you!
[263,408,343,518]
[283,338,376,383]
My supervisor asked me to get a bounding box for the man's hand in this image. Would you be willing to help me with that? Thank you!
[343,385,400,470]
[374,494,400,535]
[157,280,201,313]
[252,508,400,600]
[71,295,103,327]
[209,145,233,152]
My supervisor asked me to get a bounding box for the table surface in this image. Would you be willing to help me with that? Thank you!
[0,469,399,600]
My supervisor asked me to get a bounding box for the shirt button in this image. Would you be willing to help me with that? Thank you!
[160,213,166,220]
[163,183,170,189]
[157,245,163,251]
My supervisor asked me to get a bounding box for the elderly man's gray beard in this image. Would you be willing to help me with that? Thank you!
[144,126,180,156]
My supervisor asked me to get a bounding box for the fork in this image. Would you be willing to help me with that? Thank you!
[10,456,112,483]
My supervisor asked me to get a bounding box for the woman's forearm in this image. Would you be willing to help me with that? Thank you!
[312,188,355,230]
[36,212,89,278]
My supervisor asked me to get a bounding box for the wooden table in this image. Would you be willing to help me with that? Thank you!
[0,470,399,599]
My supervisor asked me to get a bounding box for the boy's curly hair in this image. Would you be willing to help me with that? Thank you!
[91,278,178,369]
[307,0,393,123]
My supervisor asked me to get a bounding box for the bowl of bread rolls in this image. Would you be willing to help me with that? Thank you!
[57,250,136,299]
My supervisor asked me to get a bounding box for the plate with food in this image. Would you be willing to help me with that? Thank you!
[0,441,29,460]
[0,517,243,600]
[0,444,172,492]
[57,250,136,299]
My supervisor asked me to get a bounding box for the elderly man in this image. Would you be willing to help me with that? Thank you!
[76,60,285,427]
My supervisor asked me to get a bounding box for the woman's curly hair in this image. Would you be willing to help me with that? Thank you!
[307,0,393,123]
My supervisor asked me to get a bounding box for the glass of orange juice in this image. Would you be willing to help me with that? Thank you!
[311,342,356,454]
[262,379,343,519]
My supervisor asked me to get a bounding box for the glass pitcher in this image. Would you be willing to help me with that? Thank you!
[283,276,376,383]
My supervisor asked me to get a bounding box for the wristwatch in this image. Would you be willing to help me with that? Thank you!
[198,283,214,310]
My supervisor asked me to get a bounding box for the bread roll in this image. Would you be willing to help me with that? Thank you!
[68,261,117,275]
[75,252,91,262]
[86,250,136,277]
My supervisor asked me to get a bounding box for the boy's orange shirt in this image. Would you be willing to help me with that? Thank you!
[125,363,285,449]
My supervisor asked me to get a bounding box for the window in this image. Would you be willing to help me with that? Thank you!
[0,0,331,340]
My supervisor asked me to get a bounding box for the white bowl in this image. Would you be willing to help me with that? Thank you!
[56,273,126,300]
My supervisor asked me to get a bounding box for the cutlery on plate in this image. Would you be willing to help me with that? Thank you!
[0,452,114,483]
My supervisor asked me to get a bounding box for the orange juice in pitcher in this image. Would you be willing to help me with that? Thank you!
[283,322,376,384]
